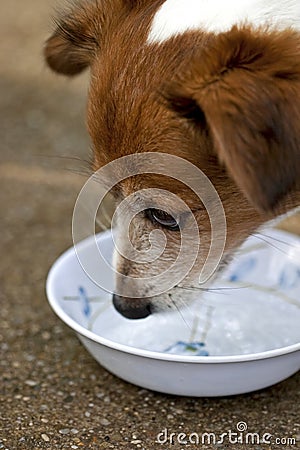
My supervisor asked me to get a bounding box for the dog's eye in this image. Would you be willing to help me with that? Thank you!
[146,208,179,231]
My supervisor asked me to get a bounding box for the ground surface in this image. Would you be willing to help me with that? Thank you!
[0,1,299,449]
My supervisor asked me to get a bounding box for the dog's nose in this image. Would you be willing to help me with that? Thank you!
[112,294,152,319]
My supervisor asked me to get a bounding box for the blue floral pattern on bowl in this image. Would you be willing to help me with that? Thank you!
[164,341,209,356]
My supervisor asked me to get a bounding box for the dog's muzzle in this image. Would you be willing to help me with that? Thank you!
[112,294,152,319]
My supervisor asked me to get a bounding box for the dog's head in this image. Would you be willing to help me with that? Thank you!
[45,0,300,318]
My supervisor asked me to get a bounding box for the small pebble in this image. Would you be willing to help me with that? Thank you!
[42,331,51,340]
[59,428,70,435]
[99,419,110,426]
[131,440,142,444]
[84,411,91,418]
[41,434,50,442]
[71,429,79,434]
[25,380,38,387]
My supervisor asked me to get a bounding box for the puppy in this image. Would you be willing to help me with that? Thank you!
[45,0,300,319]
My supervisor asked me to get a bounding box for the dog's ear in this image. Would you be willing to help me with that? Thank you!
[44,1,125,76]
[44,1,101,76]
[165,27,300,212]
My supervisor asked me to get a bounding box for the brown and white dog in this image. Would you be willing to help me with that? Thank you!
[45,0,300,319]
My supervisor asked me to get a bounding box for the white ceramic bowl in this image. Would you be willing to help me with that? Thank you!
[46,229,300,397]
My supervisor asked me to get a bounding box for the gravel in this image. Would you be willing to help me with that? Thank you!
[0,1,299,449]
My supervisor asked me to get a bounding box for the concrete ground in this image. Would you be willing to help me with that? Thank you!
[0,1,299,449]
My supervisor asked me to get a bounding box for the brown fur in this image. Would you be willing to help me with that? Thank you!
[44,1,300,316]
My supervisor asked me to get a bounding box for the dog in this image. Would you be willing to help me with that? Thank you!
[45,0,300,319]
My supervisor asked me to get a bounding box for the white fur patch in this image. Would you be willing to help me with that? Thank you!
[148,0,300,43]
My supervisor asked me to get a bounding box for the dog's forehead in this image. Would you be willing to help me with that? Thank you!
[86,4,219,192]
[87,30,206,163]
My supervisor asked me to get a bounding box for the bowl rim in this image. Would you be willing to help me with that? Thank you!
[46,229,300,364]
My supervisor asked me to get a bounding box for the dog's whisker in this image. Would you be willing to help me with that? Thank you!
[175,285,210,293]
[63,167,92,178]
[176,284,250,293]
[40,154,92,164]
[170,295,192,331]
[175,295,197,314]
[250,233,291,256]
[40,154,93,177]
[255,231,294,247]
